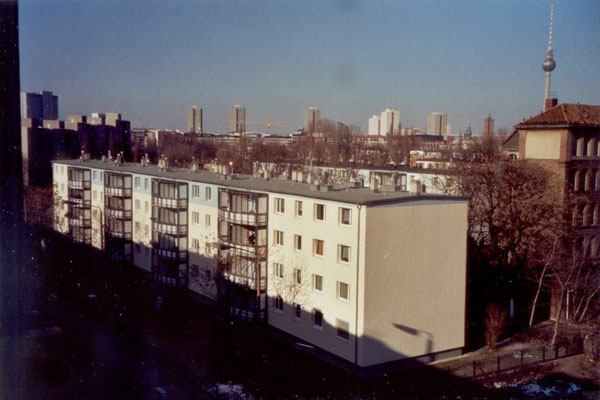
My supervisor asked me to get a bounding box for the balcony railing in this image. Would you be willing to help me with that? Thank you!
[67,197,91,207]
[68,180,91,190]
[152,245,187,261]
[68,217,91,228]
[218,237,266,256]
[218,209,267,226]
[106,230,132,240]
[105,208,133,220]
[152,221,187,236]
[153,197,187,209]
[105,187,132,197]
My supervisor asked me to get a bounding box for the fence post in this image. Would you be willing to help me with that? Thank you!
[497,356,500,373]
[542,346,545,362]
[520,351,524,367]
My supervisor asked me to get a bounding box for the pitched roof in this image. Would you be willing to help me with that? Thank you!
[516,103,600,129]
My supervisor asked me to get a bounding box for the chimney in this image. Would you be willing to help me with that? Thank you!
[369,177,379,192]
[544,98,558,112]
[409,179,422,195]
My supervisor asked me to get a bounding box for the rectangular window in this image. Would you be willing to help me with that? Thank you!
[275,198,285,213]
[295,200,303,217]
[205,214,211,227]
[336,319,350,340]
[294,304,301,319]
[192,185,200,198]
[275,296,284,312]
[294,268,302,285]
[294,234,302,251]
[144,178,149,190]
[274,230,284,246]
[192,238,200,251]
[205,187,212,201]
[93,190,97,200]
[144,224,149,235]
[340,208,351,225]
[314,204,325,221]
[312,309,323,328]
[337,281,350,301]
[190,264,199,277]
[339,244,350,263]
[313,239,324,256]
[192,211,200,225]
[273,262,284,278]
[313,274,323,292]
[135,222,141,232]
[135,199,141,210]
[135,177,140,188]
[145,201,149,212]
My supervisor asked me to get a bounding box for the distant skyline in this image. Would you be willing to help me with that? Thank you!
[19,0,600,135]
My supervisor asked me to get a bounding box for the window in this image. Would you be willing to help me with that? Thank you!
[295,200,303,217]
[312,274,323,292]
[135,177,140,188]
[205,187,212,201]
[135,199,141,209]
[337,281,350,300]
[190,264,199,277]
[312,309,323,328]
[61,166,64,175]
[93,190,97,200]
[191,238,200,251]
[339,244,350,263]
[192,211,200,225]
[274,296,284,312]
[275,198,285,213]
[294,304,301,319]
[273,262,284,278]
[192,185,200,198]
[144,178,149,190]
[294,268,302,285]
[314,204,325,221]
[274,230,284,246]
[205,269,211,282]
[340,208,351,225]
[145,201,149,212]
[313,239,324,256]
[336,319,350,340]
[294,234,302,251]
[144,224,149,235]
[205,214,211,228]
[135,222,141,232]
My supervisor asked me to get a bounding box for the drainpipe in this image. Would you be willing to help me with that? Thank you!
[354,204,362,365]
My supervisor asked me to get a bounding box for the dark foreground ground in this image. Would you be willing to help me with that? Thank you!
[1,226,597,399]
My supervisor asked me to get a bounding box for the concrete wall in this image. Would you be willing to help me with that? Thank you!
[523,129,563,160]
[359,200,467,367]
[267,193,360,363]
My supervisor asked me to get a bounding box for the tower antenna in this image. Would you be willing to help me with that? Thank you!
[542,0,556,111]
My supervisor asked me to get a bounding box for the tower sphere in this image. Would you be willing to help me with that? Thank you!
[542,56,556,72]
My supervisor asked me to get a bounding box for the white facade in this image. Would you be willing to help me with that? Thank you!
[303,107,321,133]
[369,108,400,136]
[368,114,380,135]
[52,159,467,368]
[426,112,448,137]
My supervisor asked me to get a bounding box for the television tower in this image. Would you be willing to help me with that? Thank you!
[542,0,556,111]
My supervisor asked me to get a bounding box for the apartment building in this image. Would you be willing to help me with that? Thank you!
[52,157,467,367]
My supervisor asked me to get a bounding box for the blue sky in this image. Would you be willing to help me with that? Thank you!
[19,0,600,134]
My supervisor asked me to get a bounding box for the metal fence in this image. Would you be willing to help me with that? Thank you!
[447,339,583,379]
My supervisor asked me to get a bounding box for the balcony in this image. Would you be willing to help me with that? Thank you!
[153,197,186,209]
[152,220,188,236]
[68,217,91,228]
[218,209,267,226]
[68,180,91,190]
[152,245,187,261]
[105,208,132,220]
[105,186,132,197]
